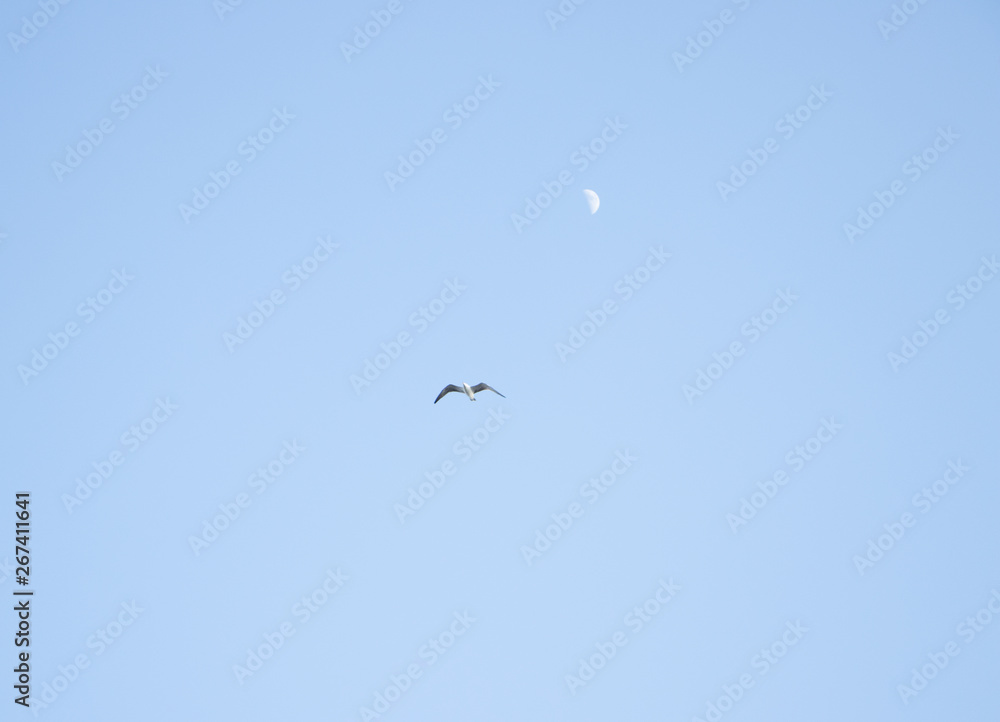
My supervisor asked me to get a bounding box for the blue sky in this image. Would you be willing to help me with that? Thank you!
[2,0,999,720]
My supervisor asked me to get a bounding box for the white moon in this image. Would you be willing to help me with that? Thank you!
[583,189,600,214]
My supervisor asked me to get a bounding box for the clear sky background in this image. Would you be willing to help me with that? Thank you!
[2,0,999,720]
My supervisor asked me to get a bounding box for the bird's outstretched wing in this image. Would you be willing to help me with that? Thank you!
[434,384,463,403]
[471,383,505,398]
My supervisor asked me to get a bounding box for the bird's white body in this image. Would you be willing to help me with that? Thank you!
[462,382,476,400]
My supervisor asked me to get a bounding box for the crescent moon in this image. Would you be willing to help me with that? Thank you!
[583,189,600,214]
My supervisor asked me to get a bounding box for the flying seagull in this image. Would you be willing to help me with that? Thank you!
[435,383,506,403]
